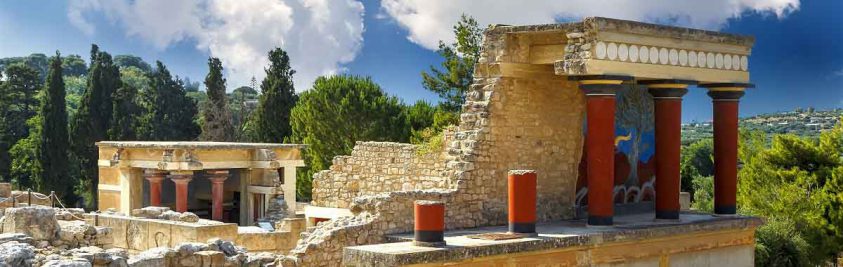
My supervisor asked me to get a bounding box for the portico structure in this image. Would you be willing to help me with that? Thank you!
[556,18,754,224]
[96,142,305,226]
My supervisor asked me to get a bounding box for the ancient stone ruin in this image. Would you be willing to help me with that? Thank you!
[1,17,762,267]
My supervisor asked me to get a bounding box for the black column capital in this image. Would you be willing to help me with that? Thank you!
[707,90,745,101]
[648,88,688,99]
[578,84,624,96]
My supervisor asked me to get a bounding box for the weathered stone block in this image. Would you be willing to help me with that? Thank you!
[2,206,58,241]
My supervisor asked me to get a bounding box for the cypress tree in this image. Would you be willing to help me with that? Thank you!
[200,58,234,141]
[39,52,72,200]
[247,48,297,143]
[108,83,140,141]
[138,61,199,141]
[70,45,120,207]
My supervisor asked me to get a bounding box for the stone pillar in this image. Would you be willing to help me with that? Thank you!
[641,80,693,220]
[143,169,167,207]
[169,171,194,213]
[117,167,144,214]
[413,200,445,247]
[570,75,632,226]
[700,83,753,215]
[508,170,537,235]
[207,170,229,221]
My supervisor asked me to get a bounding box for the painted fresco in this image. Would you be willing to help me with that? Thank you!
[576,84,656,207]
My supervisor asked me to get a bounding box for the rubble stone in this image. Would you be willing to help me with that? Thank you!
[2,206,58,241]
[0,241,35,266]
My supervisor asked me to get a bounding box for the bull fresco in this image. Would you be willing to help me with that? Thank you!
[576,84,656,207]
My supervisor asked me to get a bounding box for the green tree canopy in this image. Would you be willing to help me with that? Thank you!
[109,80,141,141]
[247,48,297,143]
[113,55,152,73]
[738,121,843,263]
[70,45,121,207]
[421,14,483,112]
[290,75,409,200]
[61,54,87,77]
[230,86,259,141]
[0,64,42,182]
[200,57,235,141]
[137,61,200,141]
[679,138,714,196]
[39,52,73,201]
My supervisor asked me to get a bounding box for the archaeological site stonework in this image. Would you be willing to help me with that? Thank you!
[286,22,592,266]
[0,17,762,267]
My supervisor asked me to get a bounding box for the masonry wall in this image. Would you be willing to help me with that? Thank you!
[286,26,589,266]
[310,142,450,209]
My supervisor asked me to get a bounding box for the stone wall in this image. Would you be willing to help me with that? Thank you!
[311,142,450,209]
[289,25,589,266]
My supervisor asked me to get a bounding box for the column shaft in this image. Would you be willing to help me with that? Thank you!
[713,99,739,215]
[571,75,631,226]
[169,172,193,213]
[702,85,749,216]
[207,170,229,221]
[144,170,167,207]
[652,94,684,219]
[585,94,616,225]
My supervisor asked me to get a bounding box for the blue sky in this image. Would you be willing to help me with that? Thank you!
[0,0,840,121]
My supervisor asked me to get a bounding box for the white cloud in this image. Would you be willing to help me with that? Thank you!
[380,0,800,50]
[67,0,365,91]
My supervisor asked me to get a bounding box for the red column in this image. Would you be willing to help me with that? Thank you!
[571,75,631,226]
[207,170,229,221]
[643,80,692,220]
[702,84,751,215]
[508,170,537,234]
[169,172,193,213]
[144,170,167,207]
[413,200,445,247]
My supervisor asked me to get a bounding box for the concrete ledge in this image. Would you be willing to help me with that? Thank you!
[343,213,762,266]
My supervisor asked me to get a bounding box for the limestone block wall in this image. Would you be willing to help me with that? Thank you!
[287,25,588,266]
[310,142,450,209]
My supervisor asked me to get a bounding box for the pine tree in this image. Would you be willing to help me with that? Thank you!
[70,45,121,207]
[247,48,297,143]
[138,61,200,141]
[421,14,483,112]
[290,75,408,200]
[200,58,234,141]
[39,52,73,201]
[0,64,41,182]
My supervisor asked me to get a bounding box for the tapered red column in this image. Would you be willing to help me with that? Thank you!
[700,83,753,215]
[207,170,229,221]
[169,171,194,213]
[570,75,632,226]
[641,80,693,220]
[143,169,167,207]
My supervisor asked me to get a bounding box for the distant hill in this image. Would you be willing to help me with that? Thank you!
[681,108,843,145]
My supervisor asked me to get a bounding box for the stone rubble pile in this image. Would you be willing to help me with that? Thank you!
[56,220,113,249]
[130,207,199,223]
[126,238,269,267]
[0,231,273,267]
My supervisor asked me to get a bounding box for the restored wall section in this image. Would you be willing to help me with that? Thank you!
[287,25,589,266]
[310,142,450,209]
